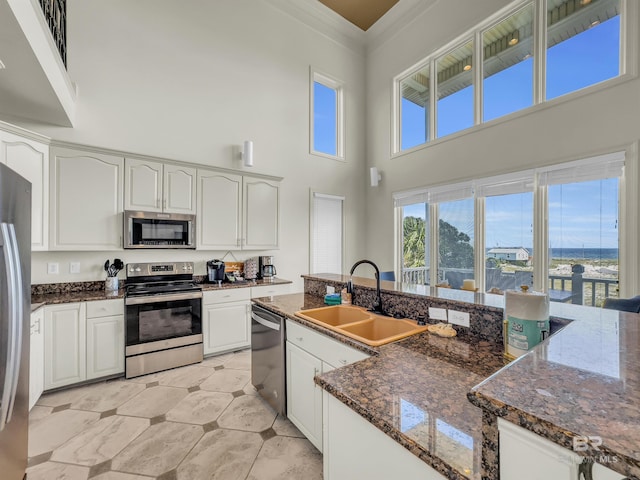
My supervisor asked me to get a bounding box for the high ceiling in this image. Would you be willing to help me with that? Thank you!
[318,0,399,31]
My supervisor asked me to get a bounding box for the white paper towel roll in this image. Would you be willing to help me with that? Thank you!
[505,289,549,357]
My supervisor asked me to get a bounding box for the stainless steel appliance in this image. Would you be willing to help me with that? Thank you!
[251,304,286,415]
[124,211,195,249]
[125,262,203,378]
[0,163,31,480]
[259,255,277,280]
[207,259,225,283]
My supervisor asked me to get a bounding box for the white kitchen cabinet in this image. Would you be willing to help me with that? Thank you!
[251,283,290,298]
[29,308,45,410]
[0,130,49,250]
[196,170,242,250]
[499,419,625,480]
[286,341,324,450]
[50,146,124,250]
[196,170,280,250]
[125,158,196,214]
[243,177,280,250]
[202,289,251,355]
[323,392,445,480]
[86,299,125,380]
[285,319,369,452]
[44,302,86,390]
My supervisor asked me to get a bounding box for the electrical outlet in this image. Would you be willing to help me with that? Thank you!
[47,263,59,274]
[326,285,335,294]
[448,310,470,328]
[428,307,447,321]
[70,262,81,274]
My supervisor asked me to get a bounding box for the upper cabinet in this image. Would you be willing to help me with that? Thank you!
[197,170,242,250]
[0,130,49,250]
[197,170,280,250]
[125,158,196,214]
[50,146,124,250]
[243,178,280,250]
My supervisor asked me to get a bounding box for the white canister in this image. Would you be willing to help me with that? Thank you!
[505,288,549,358]
[105,277,119,291]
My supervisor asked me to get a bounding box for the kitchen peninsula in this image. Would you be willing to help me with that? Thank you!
[251,274,639,480]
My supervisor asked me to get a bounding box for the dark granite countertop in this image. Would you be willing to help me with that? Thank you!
[30,278,292,313]
[469,306,640,479]
[252,292,506,480]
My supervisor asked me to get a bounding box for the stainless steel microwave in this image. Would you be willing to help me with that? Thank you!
[124,211,196,249]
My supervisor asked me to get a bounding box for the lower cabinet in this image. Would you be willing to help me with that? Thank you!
[29,308,45,410]
[285,319,369,452]
[202,289,251,355]
[44,300,124,391]
[499,419,625,480]
[323,392,445,480]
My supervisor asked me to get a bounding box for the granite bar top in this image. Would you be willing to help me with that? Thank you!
[252,292,506,480]
[469,306,640,479]
[198,277,291,292]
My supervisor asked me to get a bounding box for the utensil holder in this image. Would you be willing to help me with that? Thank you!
[105,277,119,291]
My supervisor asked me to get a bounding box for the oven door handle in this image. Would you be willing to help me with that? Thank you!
[125,290,203,305]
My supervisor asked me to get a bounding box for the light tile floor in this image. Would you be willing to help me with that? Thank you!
[27,349,323,480]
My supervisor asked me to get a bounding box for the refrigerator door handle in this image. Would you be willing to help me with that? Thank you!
[0,223,23,431]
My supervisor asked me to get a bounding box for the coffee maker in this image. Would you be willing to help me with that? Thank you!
[259,256,277,280]
[207,259,225,283]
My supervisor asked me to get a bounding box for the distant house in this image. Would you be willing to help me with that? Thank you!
[487,247,530,262]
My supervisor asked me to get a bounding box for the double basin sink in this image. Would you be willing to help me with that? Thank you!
[295,305,428,347]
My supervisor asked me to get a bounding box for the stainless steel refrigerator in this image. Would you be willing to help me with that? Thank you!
[0,163,31,480]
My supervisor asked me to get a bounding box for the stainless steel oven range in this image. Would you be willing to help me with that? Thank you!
[125,262,203,378]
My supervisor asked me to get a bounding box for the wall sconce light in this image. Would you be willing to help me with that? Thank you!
[241,140,254,167]
[370,167,382,187]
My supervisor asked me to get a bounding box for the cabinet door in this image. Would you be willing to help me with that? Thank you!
[163,164,196,214]
[203,301,250,355]
[86,314,125,380]
[196,170,242,250]
[124,158,162,212]
[286,341,323,452]
[44,303,86,390]
[50,147,123,250]
[29,309,45,410]
[0,131,49,250]
[243,178,279,249]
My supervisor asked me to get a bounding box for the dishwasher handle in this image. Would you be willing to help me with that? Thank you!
[252,312,281,331]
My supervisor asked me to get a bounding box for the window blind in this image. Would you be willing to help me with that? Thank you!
[428,181,474,203]
[393,188,428,208]
[474,170,535,197]
[538,151,625,186]
[311,193,344,274]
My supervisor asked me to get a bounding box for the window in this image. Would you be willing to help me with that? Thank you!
[394,0,624,153]
[400,202,429,285]
[394,152,625,306]
[546,0,621,100]
[399,64,430,149]
[483,4,534,122]
[311,192,344,274]
[311,70,344,159]
[437,40,474,138]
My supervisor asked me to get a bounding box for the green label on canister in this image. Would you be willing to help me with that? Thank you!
[507,316,550,351]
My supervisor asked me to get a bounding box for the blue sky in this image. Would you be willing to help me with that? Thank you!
[401,15,621,250]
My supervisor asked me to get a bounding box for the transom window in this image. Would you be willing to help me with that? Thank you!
[395,0,623,152]
[311,70,345,160]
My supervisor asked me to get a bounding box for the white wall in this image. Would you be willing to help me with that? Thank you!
[18,0,368,289]
[364,0,640,293]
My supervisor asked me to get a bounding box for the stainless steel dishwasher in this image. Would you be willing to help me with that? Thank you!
[251,304,286,415]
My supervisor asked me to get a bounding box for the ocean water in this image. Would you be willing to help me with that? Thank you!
[487,248,619,260]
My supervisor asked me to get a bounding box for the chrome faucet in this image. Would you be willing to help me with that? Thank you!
[349,259,384,314]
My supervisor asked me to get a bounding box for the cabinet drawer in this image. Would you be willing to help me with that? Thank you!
[203,288,251,305]
[252,284,290,298]
[86,299,124,318]
[286,320,368,368]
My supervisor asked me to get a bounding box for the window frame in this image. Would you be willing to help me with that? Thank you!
[310,69,345,161]
[392,0,629,156]
[393,150,630,296]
